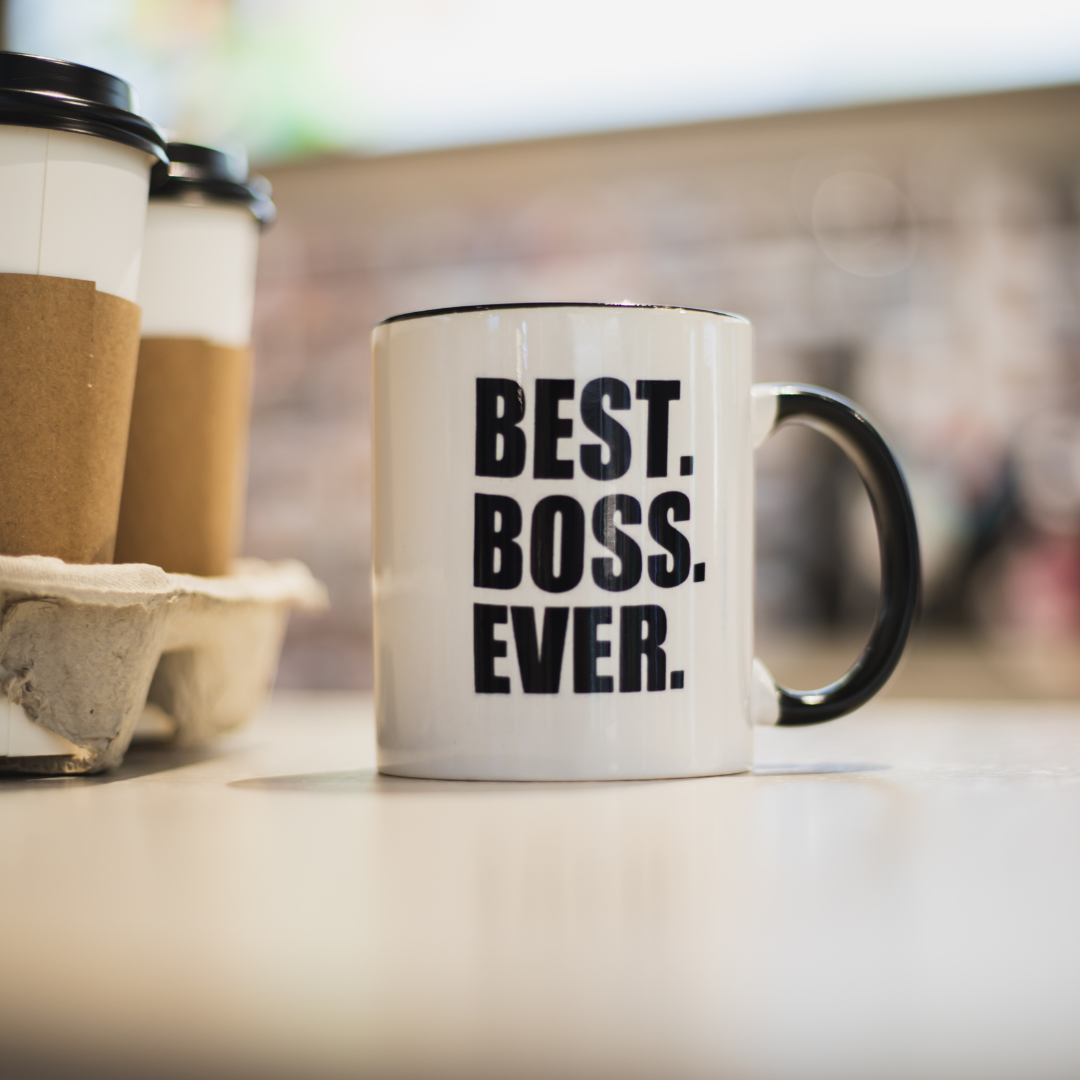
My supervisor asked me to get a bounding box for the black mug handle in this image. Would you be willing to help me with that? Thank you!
[753,383,921,725]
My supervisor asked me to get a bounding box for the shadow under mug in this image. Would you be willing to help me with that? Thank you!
[372,303,919,781]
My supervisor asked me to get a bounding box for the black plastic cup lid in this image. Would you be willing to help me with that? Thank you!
[0,51,166,162]
[151,143,276,227]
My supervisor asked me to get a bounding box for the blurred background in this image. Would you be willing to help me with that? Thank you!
[6,0,1080,697]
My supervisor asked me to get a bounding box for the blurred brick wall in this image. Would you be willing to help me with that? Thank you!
[247,84,1080,688]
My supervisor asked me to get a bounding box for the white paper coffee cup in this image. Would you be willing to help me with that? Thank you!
[116,144,274,576]
[0,53,166,301]
[138,201,261,347]
[137,144,273,346]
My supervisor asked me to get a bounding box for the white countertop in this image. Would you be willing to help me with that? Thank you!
[4,693,1080,1079]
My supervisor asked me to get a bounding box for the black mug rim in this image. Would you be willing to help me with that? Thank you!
[378,302,748,326]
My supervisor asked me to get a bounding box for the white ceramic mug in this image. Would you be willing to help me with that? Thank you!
[372,303,919,781]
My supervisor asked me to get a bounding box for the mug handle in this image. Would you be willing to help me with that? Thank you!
[751,383,921,726]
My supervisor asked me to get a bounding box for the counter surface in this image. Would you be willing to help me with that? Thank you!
[4,693,1080,1079]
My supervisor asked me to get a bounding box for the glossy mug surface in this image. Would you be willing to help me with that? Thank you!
[372,303,918,781]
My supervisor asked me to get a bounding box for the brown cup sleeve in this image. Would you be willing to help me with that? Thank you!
[0,273,141,563]
[114,337,253,576]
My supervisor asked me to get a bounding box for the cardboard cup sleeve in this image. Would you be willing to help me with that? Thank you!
[0,273,141,563]
[115,337,253,576]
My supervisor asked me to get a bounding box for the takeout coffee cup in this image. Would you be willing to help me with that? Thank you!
[0,52,165,563]
[114,143,275,576]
